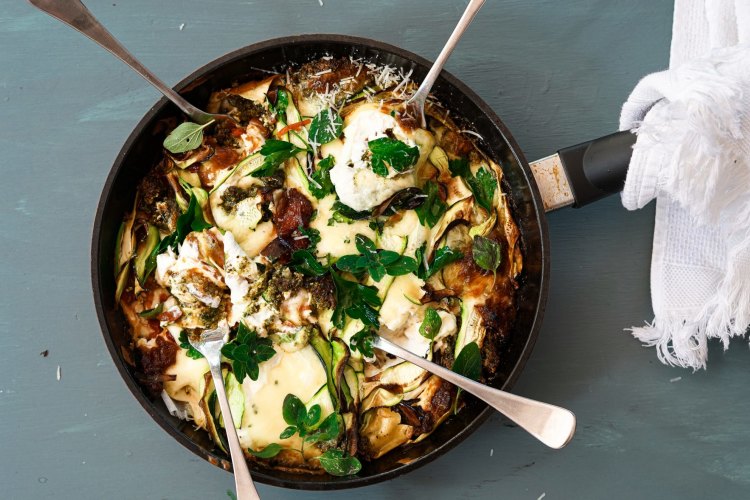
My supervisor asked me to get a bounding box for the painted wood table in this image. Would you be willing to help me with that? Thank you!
[4,1,750,498]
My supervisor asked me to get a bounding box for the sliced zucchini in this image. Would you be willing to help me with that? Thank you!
[361,387,403,412]
[218,371,245,429]
[310,332,349,411]
[134,224,160,285]
[305,384,336,430]
[114,265,129,303]
[425,196,473,261]
[454,298,485,357]
[378,361,426,392]
[343,365,360,406]
[359,407,413,459]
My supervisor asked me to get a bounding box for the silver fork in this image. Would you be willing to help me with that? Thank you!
[405,0,486,127]
[190,327,260,500]
[372,335,576,449]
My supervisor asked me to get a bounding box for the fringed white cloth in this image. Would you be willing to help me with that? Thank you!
[619,0,750,369]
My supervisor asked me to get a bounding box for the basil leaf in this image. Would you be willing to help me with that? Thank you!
[305,413,340,443]
[415,180,447,228]
[251,139,304,177]
[384,255,418,276]
[419,307,442,340]
[290,250,329,277]
[308,108,343,146]
[449,158,497,212]
[318,449,362,476]
[368,137,420,177]
[304,404,322,428]
[472,235,502,272]
[309,155,336,199]
[221,322,276,383]
[334,254,367,274]
[471,167,497,212]
[138,303,163,319]
[448,157,471,178]
[279,425,297,440]
[452,341,482,380]
[143,190,212,282]
[430,246,464,275]
[178,331,204,360]
[355,233,378,256]
[163,120,214,154]
[282,393,307,426]
[247,443,282,459]
[337,234,417,282]
[331,271,381,329]
[349,326,375,357]
[415,244,463,280]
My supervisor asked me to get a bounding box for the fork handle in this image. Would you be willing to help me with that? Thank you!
[209,364,260,500]
[27,0,212,123]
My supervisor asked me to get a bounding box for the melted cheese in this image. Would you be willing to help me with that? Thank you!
[236,346,327,450]
[309,195,376,258]
[378,210,429,257]
[379,273,425,334]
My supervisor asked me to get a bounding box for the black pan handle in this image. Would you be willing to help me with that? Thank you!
[557,130,636,207]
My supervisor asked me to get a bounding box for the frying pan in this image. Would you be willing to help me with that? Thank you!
[92,34,633,490]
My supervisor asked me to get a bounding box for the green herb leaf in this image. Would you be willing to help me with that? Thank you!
[309,155,336,199]
[419,307,442,340]
[448,157,471,178]
[251,139,304,177]
[138,303,163,319]
[304,404,322,428]
[415,245,464,280]
[308,108,343,146]
[282,393,307,426]
[452,341,482,380]
[227,490,237,500]
[221,322,276,383]
[318,449,362,476]
[290,250,329,277]
[163,120,214,154]
[298,225,321,252]
[471,167,497,212]
[178,331,204,360]
[415,180,447,228]
[368,137,420,177]
[349,326,375,357]
[305,413,340,443]
[272,88,289,116]
[448,158,497,212]
[331,271,381,329]
[335,234,418,282]
[279,425,297,440]
[247,443,283,459]
[143,190,212,282]
[472,235,502,272]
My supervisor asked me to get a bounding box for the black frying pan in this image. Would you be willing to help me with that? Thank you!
[92,34,632,490]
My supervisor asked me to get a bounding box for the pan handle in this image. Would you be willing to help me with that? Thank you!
[530,130,636,211]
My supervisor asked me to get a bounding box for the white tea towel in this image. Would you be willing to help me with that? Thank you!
[619,0,750,369]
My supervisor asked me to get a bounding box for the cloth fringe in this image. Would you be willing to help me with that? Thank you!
[625,46,750,369]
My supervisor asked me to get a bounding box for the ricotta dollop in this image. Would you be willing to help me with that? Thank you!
[329,105,421,212]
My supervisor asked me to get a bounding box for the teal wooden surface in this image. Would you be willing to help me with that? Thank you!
[4,0,750,498]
